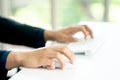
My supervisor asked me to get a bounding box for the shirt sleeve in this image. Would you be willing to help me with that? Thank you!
[0,16,46,48]
[0,50,10,79]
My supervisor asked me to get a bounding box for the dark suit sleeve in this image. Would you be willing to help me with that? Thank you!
[0,16,46,48]
[0,50,10,80]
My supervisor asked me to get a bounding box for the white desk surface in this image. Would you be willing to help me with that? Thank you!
[9,22,120,80]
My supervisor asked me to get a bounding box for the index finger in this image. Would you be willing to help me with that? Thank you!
[84,25,94,38]
[52,46,75,64]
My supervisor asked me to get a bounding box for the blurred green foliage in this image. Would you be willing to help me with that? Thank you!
[11,0,120,28]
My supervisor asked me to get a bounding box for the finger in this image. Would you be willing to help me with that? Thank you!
[54,52,65,70]
[52,46,75,64]
[41,51,66,69]
[80,27,88,40]
[46,60,55,70]
[60,46,75,64]
[84,25,94,38]
[40,57,55,69]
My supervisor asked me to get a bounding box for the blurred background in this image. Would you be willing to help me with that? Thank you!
[0,0,120,29]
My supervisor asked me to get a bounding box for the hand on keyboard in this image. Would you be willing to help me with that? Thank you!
[67,36,105,55]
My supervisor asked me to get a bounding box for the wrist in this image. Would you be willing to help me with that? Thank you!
[44,30,56,41]
[6,51,23,70]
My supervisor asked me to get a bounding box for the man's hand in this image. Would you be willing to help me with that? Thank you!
[44,25,94,43]
[6,46,75,70]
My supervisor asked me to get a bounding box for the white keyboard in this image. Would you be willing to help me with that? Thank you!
[67,36,105,55]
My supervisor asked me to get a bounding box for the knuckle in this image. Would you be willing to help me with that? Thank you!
[82,26,86,30]
[55,52,61,57]
[81,25,87,29]
[81,24,87,27]
[61,46,68,51]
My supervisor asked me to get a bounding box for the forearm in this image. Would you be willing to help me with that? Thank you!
[0,16,46,48]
